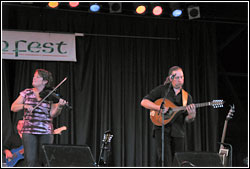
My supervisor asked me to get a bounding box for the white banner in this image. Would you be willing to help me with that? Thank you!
[2,30,77,62]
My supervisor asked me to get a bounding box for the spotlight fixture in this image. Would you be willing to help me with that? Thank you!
[109,2,122,13]
[187,6,200,20]
[172,9,182,17]
[169,3,183,17]
[152,5,163,16]
[89,3,101,12]
[48,2,59,8]
[136,5,146,14]
[69,2,79,8]
[134,3,147,15]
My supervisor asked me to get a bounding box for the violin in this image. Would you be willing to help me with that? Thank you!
[39,88,72,109]
[39,87,61,103]
[29,77,71,113]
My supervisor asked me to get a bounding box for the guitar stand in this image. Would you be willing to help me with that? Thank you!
[218,142,233,167]
[97,142,109,166]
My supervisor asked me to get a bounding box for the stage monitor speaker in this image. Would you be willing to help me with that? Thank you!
[42,144,96,167]
[173,152,223,167]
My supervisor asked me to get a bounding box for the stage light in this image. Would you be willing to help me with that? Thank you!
[172,9,182,17]
[169,3,183,17]
[48,2,59,8]
[89,3,100,12]
[187,6,200,20]
[69,2,79,8]
[109,2,122,13]
[152,5,163,16]
[136,5,147,14]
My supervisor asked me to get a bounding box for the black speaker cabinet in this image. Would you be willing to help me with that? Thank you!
[172,152,223,167]
[42,144,96,167]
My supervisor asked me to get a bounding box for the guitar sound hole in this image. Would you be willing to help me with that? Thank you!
[164,109,173,120]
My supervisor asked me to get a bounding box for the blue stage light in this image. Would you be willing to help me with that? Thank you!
[172,9,182,17]
[90,4,100,12]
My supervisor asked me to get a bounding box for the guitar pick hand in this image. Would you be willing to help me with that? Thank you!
[5,150,13,159]
[162,107,169,114]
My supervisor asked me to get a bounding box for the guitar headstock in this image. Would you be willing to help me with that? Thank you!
[226,104,235,120]
[54,126,67,135]
[103,130,113,144]
[211,100,224,108]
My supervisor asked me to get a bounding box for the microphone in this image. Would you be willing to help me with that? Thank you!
[169,74,176,80]
[164,74,177,85]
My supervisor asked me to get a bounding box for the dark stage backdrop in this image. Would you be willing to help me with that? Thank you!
[2,5,220,166]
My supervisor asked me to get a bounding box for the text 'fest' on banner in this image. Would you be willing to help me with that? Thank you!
[2,30,77,62]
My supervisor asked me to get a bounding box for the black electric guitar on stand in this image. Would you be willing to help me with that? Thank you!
[219,104,235,166]
[98,130,113,166]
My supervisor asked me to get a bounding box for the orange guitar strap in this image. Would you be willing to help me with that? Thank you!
[182,89,188,106]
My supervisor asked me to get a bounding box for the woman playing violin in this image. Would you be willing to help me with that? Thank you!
[11,69,67,166]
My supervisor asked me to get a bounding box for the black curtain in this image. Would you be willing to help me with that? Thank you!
[2,5,219,166]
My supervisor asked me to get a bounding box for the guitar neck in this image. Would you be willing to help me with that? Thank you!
[195,102,212,108]
[220,107,234,150]
[173,102,212,111]
[220,120,229,149]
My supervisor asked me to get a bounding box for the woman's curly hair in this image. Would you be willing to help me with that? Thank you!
[36,69,53,88]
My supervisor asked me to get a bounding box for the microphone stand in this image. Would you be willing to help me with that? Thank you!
[160,80,172,167]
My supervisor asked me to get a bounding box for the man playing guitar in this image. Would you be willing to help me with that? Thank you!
[141,66,196,166]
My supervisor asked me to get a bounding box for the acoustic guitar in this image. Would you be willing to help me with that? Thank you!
[219,105,234,166]
[150,99,224,126]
